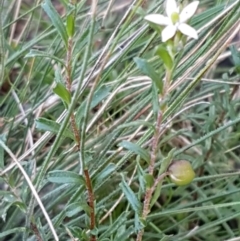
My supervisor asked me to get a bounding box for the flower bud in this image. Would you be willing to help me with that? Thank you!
[168,160,195,186]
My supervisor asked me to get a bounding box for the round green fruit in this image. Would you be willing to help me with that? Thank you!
[168,160,195,186]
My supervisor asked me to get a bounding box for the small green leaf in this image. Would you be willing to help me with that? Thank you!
[35,117,75,140]
[25,50,66,67]
[144,174,154,188]
[230,46,240,74]
[47,170,85,184]
[136,157,146,192]
[90,228,98,236]
[99,211,128,239]
[36,219,48,241]
[42,0,68,47]
[66,201,90,217]
[230,46,240,67]
[67,14,75,37]
[134,214,146,232]
[0,228,26,238]
[66,202,83,217]
[115,226,135,241]
[14,201,27,213]
[1,191,16,203]
[158,148,176,175]
[119,174,142,215]
[53,82,71,106]
[94,163,116,184]
[0,202,12,222]
[76,86,110,125]
[117,121,154,130]
[0,134,6,168]
[151,149,176,207]
[152,82,160,116]
[150,182,162,208]
[119,140,150,163]
[134,57,163,93]
[0,201,26,222]
[156,46,173,70]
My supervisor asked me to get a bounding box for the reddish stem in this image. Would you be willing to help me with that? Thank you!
[84,169,96,241]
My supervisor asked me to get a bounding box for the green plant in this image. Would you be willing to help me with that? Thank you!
[1,0,240,241]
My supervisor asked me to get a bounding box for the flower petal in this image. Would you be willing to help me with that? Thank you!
[162,25,177,42]
[178,23,198,39]
[179,1,199,23]
[166,0,179,18]
[144,14,171,26]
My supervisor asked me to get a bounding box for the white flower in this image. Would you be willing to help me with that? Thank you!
[145,0,199,42]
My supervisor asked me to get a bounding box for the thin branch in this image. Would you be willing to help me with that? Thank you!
[84,169,96,241]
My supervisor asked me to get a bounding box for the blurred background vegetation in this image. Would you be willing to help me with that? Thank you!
[0,0,240,240]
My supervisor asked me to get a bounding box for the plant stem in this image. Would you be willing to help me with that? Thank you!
[66,37,81,150]
[84,169,96,241]
[137,66,172,241]
[149,112,162,175]
[66,35,96,240]
[136,112,162,241]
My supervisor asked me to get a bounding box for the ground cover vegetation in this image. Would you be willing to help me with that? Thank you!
[1,0,240,240]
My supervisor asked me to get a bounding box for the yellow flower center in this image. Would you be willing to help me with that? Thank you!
[171,12,179,24]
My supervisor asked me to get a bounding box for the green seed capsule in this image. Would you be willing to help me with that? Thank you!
[168,160,195,186]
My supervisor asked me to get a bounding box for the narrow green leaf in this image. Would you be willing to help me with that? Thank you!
[117,120,154,130]
[0,228,26,238]
[230,45,240,73]
[53,82,71,106]
[150,201,240,217]
[119,174,142,215]
[0,134,6,168]
[66,202,83,217]
[54,64,65,84]
[36,219,48,241]
[158,148,175,175]
[0,201,26,222]
[115,226,135,241]
[152,82,160,116]
[47,170,85,184]
[119,140,150,163]
[94,163,116,184]
[13,201,27,213]
[0,202,12,222]
[134,213,146,232]
[90,86,111,109]
[134,57,163,93]
[67,14,75,37]
[90,228,98,236]
[151,149,175,207]
[150,182,162,208]
[42,0,68,47]
[66,201,90,217]
[175,116,240,156]
[144,174,154,188]
[160,235,173,241]
[230,46,240,66]
[1,191,16,202]
[99,211,129,239]
[25,49,66,67]
[76,85,111,125]
[35,117,74,140]
[136,157,146,193]
[156,46,173,70]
